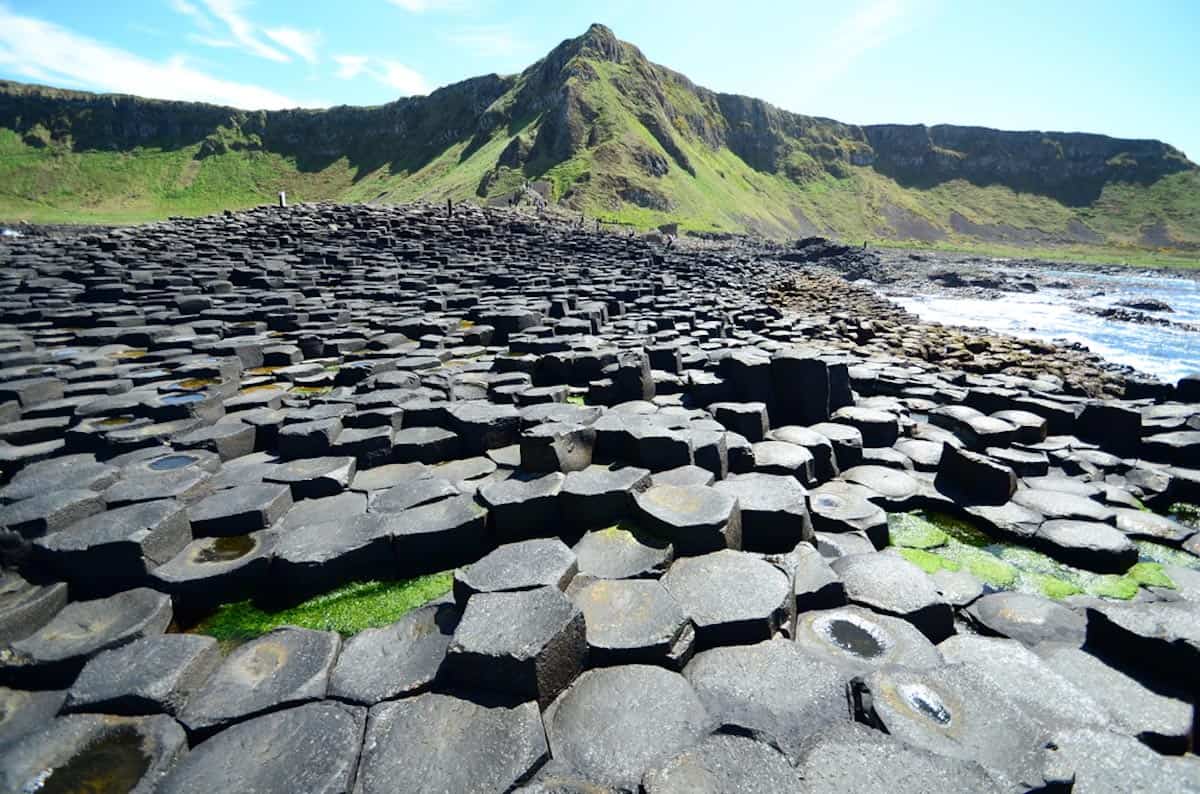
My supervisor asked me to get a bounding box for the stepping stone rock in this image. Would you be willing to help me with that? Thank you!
[179,627,340,737]
[63,633,220,716]
[1050,728,1200,794]
[573,578,692,667]
[159,701,365,794]
[633,484,741,555]
[560,464,652,531]
[966,591,1087,646]
[1111,506,1193,545]
[0,570,67,643]
[356,692,547,794]
[831,552,953,642]
[544,665,715,790]
[1013,487,1116,524]
[850,663,1069,791]
[642,733,802,793]
[0,686,67,746]
[1035,641,1194,753]
[1035,519,1138,573]
[444,585,585,707]
[750,440,815,482]
[840,465,921,510]
[572,524,673,579]
[662,549,792,648]
[188,483,292,536]
[808,481,888,546]
[938,635,1112,733]
[263,456,356,499]
[1,587,172,687]
[832,406,899,448]
[809,421,864,470]
[32,498,191,588]
[713,472,813,553]
[792,542,847,613]
[0,488,106,538]
[794,605,943,676]
[935,443,1017,505]
[271,514,395,600]
[1084,600,1200,684]
[328,602,460,705]
[150,530,275,611]
[0,713,187,794]
[478,472,564,540]
[368,477,458,513]
[792,721,998,794]
[520,422,596,473]
[684,639,848,759]
[386,494,490,575]
[453,538,577,603]
[710,401,769,442]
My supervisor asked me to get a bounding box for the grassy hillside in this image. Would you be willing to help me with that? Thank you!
[1,24,1197,266]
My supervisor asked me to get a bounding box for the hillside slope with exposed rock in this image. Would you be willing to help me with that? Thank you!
[0,24,1196,256]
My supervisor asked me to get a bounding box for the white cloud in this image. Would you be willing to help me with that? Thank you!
[447,25,521,57]
[265,27,320,63]
[333,54,369,79]
[805,0,916,88]
[331,54,429,96]
[0,7,310,109]
[170,0,293,62]
[170,0,213,31]
[375,59,429,94]
[387,0,467,12]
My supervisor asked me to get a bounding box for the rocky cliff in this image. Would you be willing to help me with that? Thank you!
[1,24,1196,251]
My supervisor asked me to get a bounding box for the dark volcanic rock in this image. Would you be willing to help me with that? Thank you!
[444,585,586,707]
[159,701,365,794]
[544,664,716,790]
[356,692,547,794]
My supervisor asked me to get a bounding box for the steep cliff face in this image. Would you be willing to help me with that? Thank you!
[0,23,1196,253]
[864,124,1192,204]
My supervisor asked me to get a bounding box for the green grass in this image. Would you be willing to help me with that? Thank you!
[3,53,1199,266]
[191,574,452,645]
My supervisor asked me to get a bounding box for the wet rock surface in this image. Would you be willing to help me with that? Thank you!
[0,203,1198,787]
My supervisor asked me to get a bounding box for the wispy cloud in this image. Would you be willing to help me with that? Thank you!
[804,0,918,89]
[332,53,429,96]
[170,0,320,64]
[197,0,288,61]
[265,27,320,63]
[387,0,468,13]
[333,54,369,80]
[447,25,522,57]
[0,7,310,109]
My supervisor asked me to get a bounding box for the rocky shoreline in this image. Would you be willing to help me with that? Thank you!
[1,203,1200,792]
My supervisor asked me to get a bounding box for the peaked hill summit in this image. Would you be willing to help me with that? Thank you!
[1,23,1196,255]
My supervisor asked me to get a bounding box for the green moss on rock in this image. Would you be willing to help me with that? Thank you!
[887,513,949,550]
[1127,561,1175,588]
[898,547,960,574]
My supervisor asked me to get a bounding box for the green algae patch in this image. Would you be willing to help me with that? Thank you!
[949,547,1018,588]
[566,395,586,406]
[1128,561,1175,589]
[888,513,948,550]
[899,548,959,574]
[1134,539,1200,570]
[1029,573,1083,600]
[193,574,452,646]
[1086,575,1140,600]
[886,510,1170,602]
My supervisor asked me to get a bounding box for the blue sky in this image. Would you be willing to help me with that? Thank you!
[1,0,1197,159]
